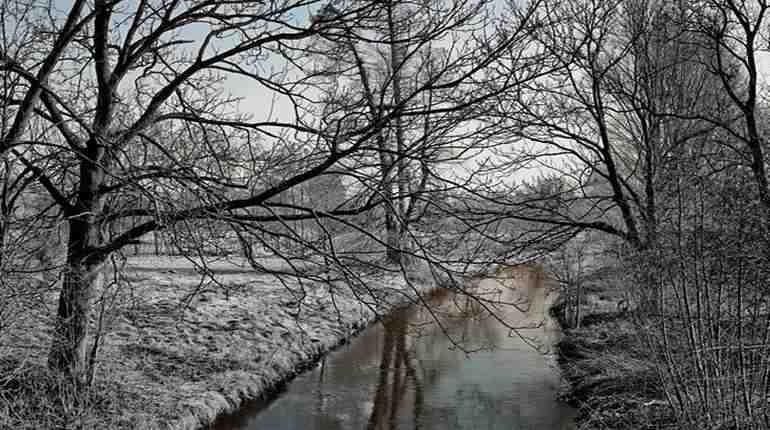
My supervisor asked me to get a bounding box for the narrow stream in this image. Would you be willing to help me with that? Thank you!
[209,266,576,430]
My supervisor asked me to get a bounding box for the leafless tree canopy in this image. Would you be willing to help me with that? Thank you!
[2,0,770,427]
[0,0,544,384]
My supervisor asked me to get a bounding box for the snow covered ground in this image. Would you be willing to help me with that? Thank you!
[0,255,437,429]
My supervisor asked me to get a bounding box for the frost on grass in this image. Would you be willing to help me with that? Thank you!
[0,255,435,430]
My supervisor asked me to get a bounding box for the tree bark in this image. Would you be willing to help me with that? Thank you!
[385,202,401,264]
[47,228,104,384]
[48,154,106,384]
[386,0,408,265]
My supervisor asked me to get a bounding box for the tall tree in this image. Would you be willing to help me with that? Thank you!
[0,0,541,384]
[477,0,723,251]
[309,0,547,264]
[691,0,770,219]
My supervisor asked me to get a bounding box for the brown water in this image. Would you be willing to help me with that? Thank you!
[209,266,576,430]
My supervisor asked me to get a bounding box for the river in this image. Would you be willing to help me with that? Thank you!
[208,265,576,430]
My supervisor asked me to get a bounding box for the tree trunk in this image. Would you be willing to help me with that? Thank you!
[574,280,581,328]
[346,33,404,265]
[47,224,104,384]
[48,157,106,385]
[0,156,11,269]
[385,202,401,264]
[387,0,408,266]
[643,125,658,249]
[0,220,6,270]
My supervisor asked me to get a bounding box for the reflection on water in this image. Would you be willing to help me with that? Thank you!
[210,266,576,430]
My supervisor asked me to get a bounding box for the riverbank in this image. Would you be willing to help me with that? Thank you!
[0,256,439,430]
[551,267,673,429]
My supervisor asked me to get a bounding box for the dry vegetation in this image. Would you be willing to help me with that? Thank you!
[552,262,672,430]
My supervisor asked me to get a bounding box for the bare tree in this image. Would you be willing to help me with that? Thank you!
[307,0,490,264]
[690,0,770,219]
[472,0,724,254]
[0,0,548,387]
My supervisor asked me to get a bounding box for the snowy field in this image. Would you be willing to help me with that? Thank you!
[0,255,437,429]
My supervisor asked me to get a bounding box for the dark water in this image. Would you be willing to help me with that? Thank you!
[210,267,576,430]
